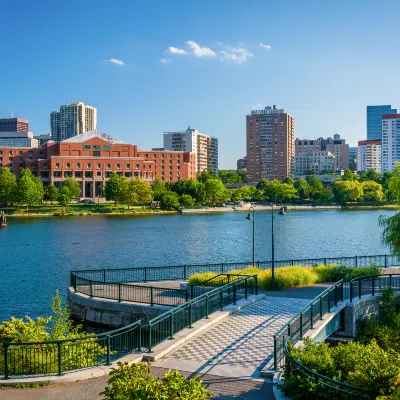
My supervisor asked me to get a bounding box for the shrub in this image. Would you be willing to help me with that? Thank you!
[102,362,213,400]
[188,272,217,285]
[330,264,381,281]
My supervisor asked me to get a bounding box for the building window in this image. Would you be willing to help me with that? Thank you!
[82,145,90,149]
[66,163,70,168]
[93,151,100,157]
[96,171,102,176]
[124,172,132,177]
[87,163,91,168]
[117,164,121,169]
[9,151,13,155]
[97,163,101,169]
[102,146,110,150]
[64,171,72,177]
[136,164,140,169]
[54,171,61,177]
[56,163,60,168]
[107,164,111,169]
[85,171,93,178]
[127,164,131,169]
[92,145,100,150]
[77,163,81,168]
[75,171,82,178]
[153,154,156,158]
[105,172,112,178]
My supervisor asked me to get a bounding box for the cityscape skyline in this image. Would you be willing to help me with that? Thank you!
[3,1,400,169]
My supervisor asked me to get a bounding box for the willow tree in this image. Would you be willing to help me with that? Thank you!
[379,162,400,255]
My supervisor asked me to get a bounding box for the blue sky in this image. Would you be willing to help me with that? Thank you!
[2,0,400,168]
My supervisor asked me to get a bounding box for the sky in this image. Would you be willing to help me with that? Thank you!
[2,0,400,169]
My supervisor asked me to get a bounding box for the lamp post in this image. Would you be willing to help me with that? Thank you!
[271,203,275,289]
[246,206,255,266]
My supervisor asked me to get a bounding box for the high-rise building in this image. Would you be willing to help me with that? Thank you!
[50,102,97,142]
[0,118,29,132]
[324,134,349,171]
[358,140,381,173]
[295,139,322,154]
[349,147,358,171]
[163,127,218,174]
[382,114,400,172]
[0,131,38,148]
[367,105,397,141]
[246,105,295,182]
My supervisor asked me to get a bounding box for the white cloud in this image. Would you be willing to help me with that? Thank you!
[185,40,217,57]
[104,58,125,65]
[260,42,272,50]
[167,46,187,55]
[220,46,253,64]
[252,104,264,109]
[160,58,170,64]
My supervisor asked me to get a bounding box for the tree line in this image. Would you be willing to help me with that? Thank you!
[0,166,399,211]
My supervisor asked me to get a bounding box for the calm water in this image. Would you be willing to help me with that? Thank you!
[0,209,396,321]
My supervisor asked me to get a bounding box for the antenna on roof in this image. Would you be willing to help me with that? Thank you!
[11,107,14,118]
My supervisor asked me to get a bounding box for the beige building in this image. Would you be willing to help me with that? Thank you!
[358,140,381,173]
[163,127,218,174]
[294,151,335,176]
[51,102,97,142]
[246,105,295,182]
[324,134,349,171]
[295,139,322,154]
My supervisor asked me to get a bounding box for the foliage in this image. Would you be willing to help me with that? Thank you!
[0,167,17,206]
[204,178,226,204]
[264,180,298,202]
[218,169,246,184]
[256,178,268,191]
[130,177,153,205]
[104,171,122,204]
[333,180,363,203]
[179,194,195,208]
[160,192,180,210]
[359,169,381,183]
[0,291,107,375]
[362,181,384,201]
[294,177,310,200]
[380,213,400,257]
[44,184,59,204]
[57,187,71,206]
[14,168,44,209]
[102,362,213,400]
[118,176,137,209]
[63,178,81,199]
[151,178,167,201]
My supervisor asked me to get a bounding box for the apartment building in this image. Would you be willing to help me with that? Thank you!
[0,130,196,197]
[358,140,381,173]
[246,105,295,182]
[50,102,97,142]
[324,134,349,171]
[295,139,322,154]
[294,151,335,176]
[382,114,400,172]
[163,127,218,174]
[237,157,247,171]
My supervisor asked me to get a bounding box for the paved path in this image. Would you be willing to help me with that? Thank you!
[153,295,309,378]
[0,367,274,400]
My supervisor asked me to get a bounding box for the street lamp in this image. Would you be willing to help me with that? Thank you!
[246,206,255,266]
[271,202,275,289]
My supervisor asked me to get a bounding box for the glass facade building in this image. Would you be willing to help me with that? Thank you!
[367,105,397,140]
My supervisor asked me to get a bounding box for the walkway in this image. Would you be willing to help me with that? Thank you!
[153,295,309,378]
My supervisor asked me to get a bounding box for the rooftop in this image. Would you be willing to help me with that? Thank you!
[62,130,127,144]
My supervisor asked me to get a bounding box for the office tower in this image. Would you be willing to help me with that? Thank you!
[358,140,381,173]
[0,131,38,148]
[367,105,397,140]
[163,127,218,174]
[246,105,295,182]
[50,102,97,142]
[382,114,400,172]
[0,118,29,132]
[349,147,358,171]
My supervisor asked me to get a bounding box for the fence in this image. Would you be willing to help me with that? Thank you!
[274,273,400,399]
[71,254,400,285]
[72,274,188,307]
[1,274,257,379]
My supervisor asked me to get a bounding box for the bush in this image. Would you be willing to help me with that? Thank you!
[102,362,213,400]
[330,264,381,281]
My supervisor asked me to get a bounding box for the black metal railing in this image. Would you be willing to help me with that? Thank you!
[1,274,257,379]
[273,274,400,399]
[71,274,188,307]
[71,254,400,285]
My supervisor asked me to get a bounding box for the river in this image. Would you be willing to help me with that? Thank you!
[0,209,397,321]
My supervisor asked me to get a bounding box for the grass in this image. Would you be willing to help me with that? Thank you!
[187,264,382,291]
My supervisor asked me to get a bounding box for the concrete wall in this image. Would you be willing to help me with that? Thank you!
[67,287,172,327]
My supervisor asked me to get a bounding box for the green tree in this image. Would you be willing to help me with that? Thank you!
[196,170,217,183]
[15,168,44,210]
[306,174,324,201]
[179,194,195,208]
[58,187,71,206]
[151,178,167,201]
[361,181,384,201]
[105,171,122,204]
[237,170,247,183]
[44,184,59,204]
[265,180,297,203]
[204,178,226,204]
[160,192,180,210]
[283,176,294,186]
[295,177,310,200]
[333,180,363,204]
[340,168,358,181]
[102,362,213,400]
[359,169,381,183]
[118,177,137,209]
[256,178,268,191]
[62,178,81,202]
[218,170,242,184]
[0,167,17,206]
[130,178,153,205]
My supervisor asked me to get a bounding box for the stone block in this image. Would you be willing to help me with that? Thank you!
[102,313,123,326]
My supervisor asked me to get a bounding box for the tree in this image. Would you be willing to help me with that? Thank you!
[196,170,217,183]
[58,187,71,206]
[130,178,153,205]
[0,167,17,206]
[295,177,310,200]
[44,184,59,204]
[15,168,44,210]
[151,178,167,201]
[104,171,122,204]
[283,176,294,186]
[340,168,358,181]
[63,178,81,199]
[102,362,213,400]
[118,177,137,209]
[306,175,324,201]
[204,178,226,204]
[218,170,242,184]
[179,194,195,208]
[359,169,381,183]
[256,178,268,191]
[160,192,180,210]
[264,180,297,203]
[237,170,247,183]
[333,180,363,204]
[361,181,384,201]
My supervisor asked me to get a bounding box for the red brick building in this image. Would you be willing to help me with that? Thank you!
[0,130,196,198]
